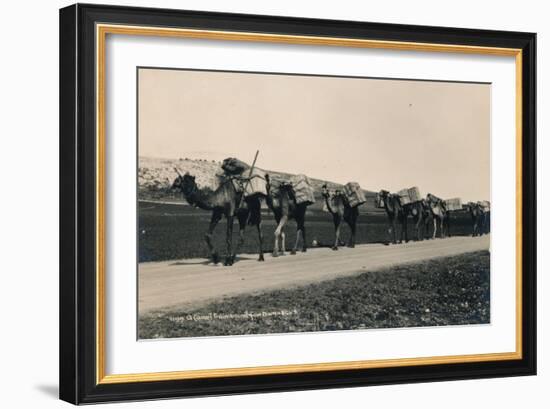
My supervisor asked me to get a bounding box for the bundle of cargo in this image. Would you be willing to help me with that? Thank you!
[444,197,463,211]
[343,182,367,207]
[242,168,268,197]
[266,176,285,208]
[397,186,422,205]
[220,157,267,197]
[478,200,491,211]
[221,157,250,175]
[290,174,316,205]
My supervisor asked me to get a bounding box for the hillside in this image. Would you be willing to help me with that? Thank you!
[138,157,379,211]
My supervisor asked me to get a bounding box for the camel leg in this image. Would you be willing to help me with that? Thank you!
[333,221,341,250]
[293,208,307,253]
[392,218,398,244]
[232,212,247,262]
[273,216,287,257]
[301,223,307,252]
[257,221,264,261]
[426,218,433,240]
[224,215,234,266]
[273,223,281,257]
[398,217,404,244]
[291,229,300,255]
[291,226,307,254]
[432,218,438,239]
[415,216,422,241]
[204,211,222,264]
[348,209,358,247]
[280,231,286,256]
[347,221,356,248]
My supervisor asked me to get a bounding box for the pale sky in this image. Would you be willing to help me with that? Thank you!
[138,68,490,202]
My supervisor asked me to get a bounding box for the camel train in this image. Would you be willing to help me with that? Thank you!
[170,156,490,265]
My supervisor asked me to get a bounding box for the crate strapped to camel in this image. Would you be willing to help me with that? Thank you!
[343,182,366,207]
[220,156,268,197]
[444,198,463,211]
[290,174,316,205]
[266,175,289,209]
[397,186,422,205]
[221,157,249,175]
[243,168,268,197]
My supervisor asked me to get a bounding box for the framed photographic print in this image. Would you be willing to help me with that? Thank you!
[59,3,536,404]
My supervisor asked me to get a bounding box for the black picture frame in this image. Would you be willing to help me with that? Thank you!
[60,3,536,404]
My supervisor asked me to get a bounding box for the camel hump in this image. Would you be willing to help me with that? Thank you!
[343,182,366,207]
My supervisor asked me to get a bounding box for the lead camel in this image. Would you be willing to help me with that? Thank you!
[170,171,265,266]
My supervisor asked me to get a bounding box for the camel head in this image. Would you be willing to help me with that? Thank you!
[426,193,441,207]
[464,202,481,214]
[171,170,197,197]
[376,190,390,208]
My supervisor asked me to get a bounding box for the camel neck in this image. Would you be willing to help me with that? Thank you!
[323,194,335,214]
[183,187,214,211]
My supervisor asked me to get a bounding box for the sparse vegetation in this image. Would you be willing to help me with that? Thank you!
[139,251,490,339]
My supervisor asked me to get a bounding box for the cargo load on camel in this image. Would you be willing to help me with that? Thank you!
[290,174,316,205]
[264,175,288,209]
[478,200,491,211]
[343,182,366,207]
[220,156,267,197]
[444,198,463,211]
[397,186,422,205]
[221,157,249,175]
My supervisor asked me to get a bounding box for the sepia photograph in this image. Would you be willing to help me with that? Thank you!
[137,67,491,340]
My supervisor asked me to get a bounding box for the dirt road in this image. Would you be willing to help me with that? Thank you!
[139,235,490,313]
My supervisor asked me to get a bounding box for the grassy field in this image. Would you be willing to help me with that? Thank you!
[138,250,490,339]
[139,201,477,262]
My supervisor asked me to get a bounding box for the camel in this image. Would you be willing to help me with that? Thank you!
[321,184,359,250]
[420,199,435,239]
[170,171,265,266]
[265,174,310,257]
[478,201,491,235]
[403,201,426,241]
[465,202,486,237]
[377,190,408,244]
[426,193,450,238]
[481,208,491,234]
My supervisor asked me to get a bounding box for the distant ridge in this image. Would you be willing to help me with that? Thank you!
[138,156,380,211]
